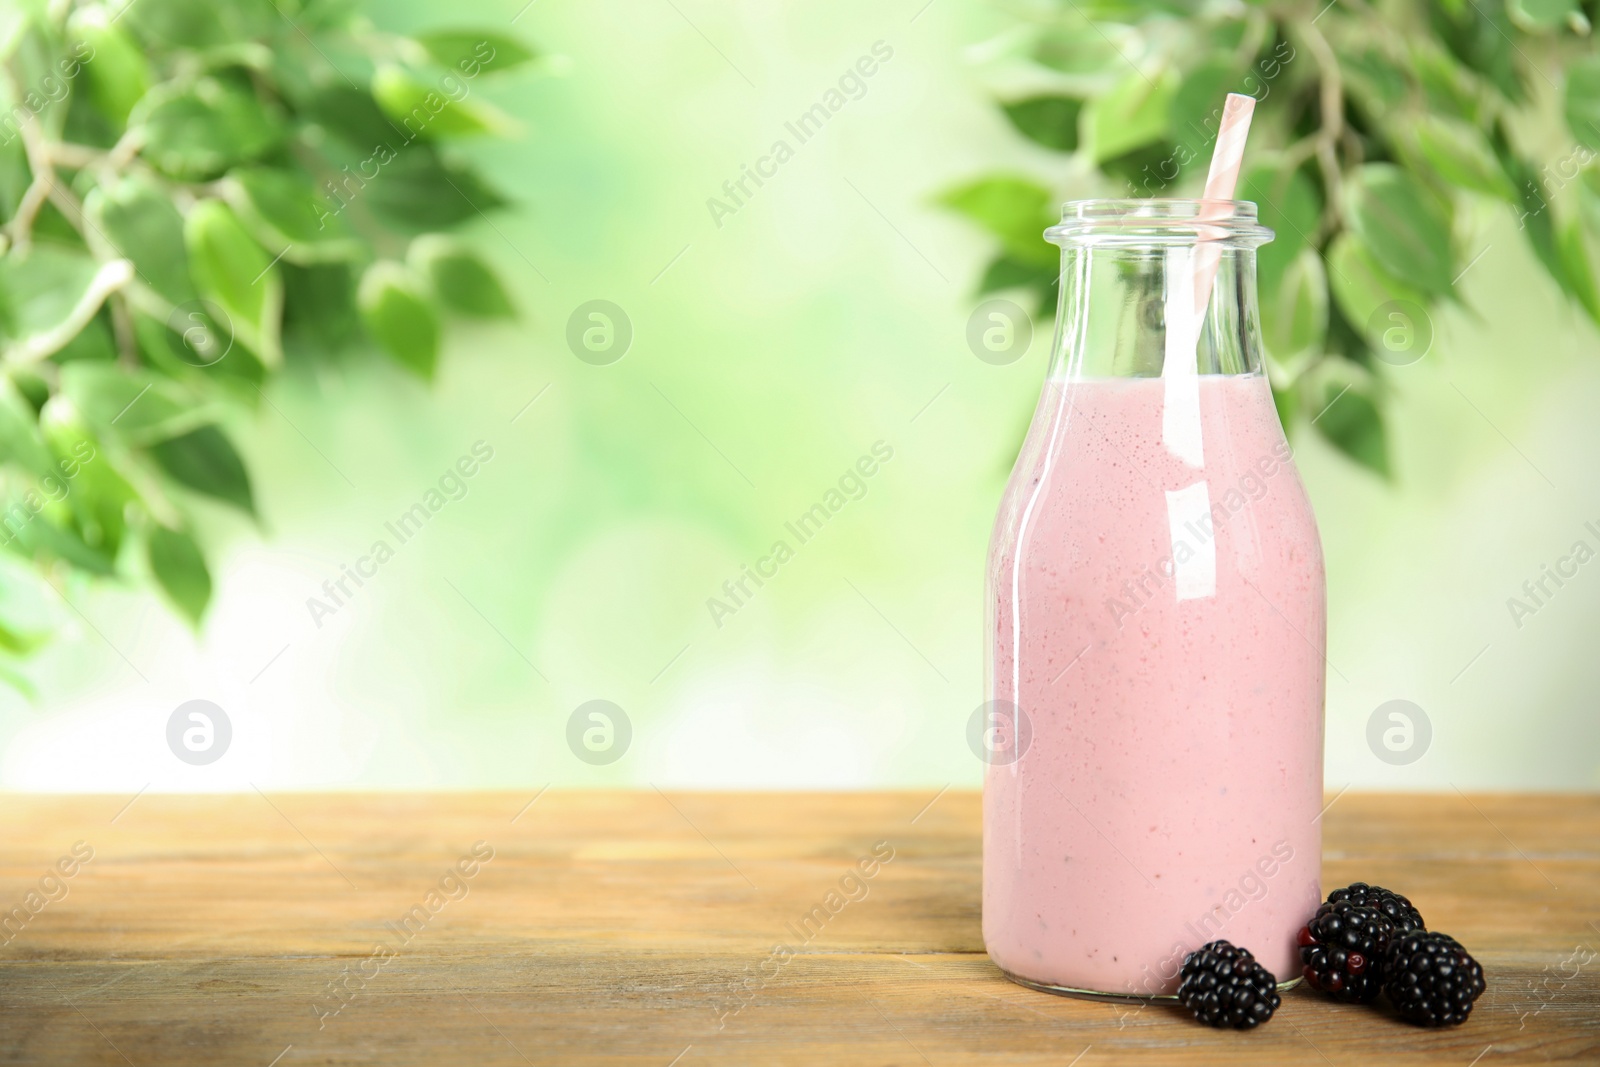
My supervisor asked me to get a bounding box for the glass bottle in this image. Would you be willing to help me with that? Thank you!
[981,199,1325,998]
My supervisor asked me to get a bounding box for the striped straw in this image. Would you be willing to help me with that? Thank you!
[1189,92,1256,321]
[1159,92,1256,467]
[1203,94,1255,203]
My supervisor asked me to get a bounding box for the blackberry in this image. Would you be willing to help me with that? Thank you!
[1297,901,1394,1002]
[1177,940,1281,1028]
[1326,882,1426,935]
[1385,932,1486,1027]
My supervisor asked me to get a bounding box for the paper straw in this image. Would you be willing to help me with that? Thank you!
[1190,92,1256,326]
[1202,94,1255,203]
[1159,93,1256,470]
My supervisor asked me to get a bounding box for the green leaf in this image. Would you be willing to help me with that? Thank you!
[306,84,403,150]
[0,247,101,347]
[977,254,1059,318]
[86,176,195,305]
[372,65,515,139]
[1430,1,1524,102]
[148,425,255,515]
[1325,232,1429,342]
[147,525,211,626]
[1237,161,1320,295]
[0,619,46,658]
[136,73,283,181]
[68,7,149,125]
[1509,0,1580,31]
[6,507,117,575]
[0,130,28,222]
[364,148,507,233]
[1099,141,1178,197]
[936,176,1056,267]
[413,30,537,75]
[0,376,55,479]
[1557,216,1600,327]
[1339,47,1410,113]
[222,167,362,262]
[358,262,439,378]
[408,236,514,318]
[1495,138,1574,299]
[282,262,359,350]
[978,254,1056,296]
[1343,164,1455,298]
[10,369,47,412]
[1260,248,1327,371]
[39,395,139,557]
[1032,26,1123,75]
[1580,164,1600,235]
[1271,382,1298,432]
[58,364,215,446]
[122,0,278,49]
[52,316,118,365]
[0,5,31,63]
[185,199,283,368]
[134,312,251,382]
[1405,116,1518,201]
[1566,56,1600,152]
[1413,43,1483,123]
[1311,367,1390,477]
[1086,67,1177,165]
[0,249,126,366]
[1001,96,1082,153]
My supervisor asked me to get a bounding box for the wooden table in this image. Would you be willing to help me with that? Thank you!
[0,791,1594,1065]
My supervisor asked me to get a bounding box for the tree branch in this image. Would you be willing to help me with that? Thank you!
[3,259,135,366]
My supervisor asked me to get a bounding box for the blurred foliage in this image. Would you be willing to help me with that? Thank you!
[942,0,1600,478]
[0,0,531,683]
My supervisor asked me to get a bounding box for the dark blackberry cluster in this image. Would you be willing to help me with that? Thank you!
[1297,883,1485,1027]
[1297,899,1398,1002]
[1385,932,1487,1027]
[1177,940,1282,1029]
[1326,882,1425,936]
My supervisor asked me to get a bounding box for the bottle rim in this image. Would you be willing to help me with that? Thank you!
[1045,198,1276,248]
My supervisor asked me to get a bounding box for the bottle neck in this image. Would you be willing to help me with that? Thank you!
[1048,244,1264,379]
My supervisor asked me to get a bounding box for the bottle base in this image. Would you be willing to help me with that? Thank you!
[998,966,1304,1003]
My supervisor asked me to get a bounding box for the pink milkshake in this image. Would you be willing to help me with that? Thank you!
[982,199,1325,998]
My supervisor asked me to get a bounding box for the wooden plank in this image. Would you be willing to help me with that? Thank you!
[0,791,1595,1065]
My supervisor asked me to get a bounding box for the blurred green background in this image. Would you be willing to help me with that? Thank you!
[2,0,1597,791]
